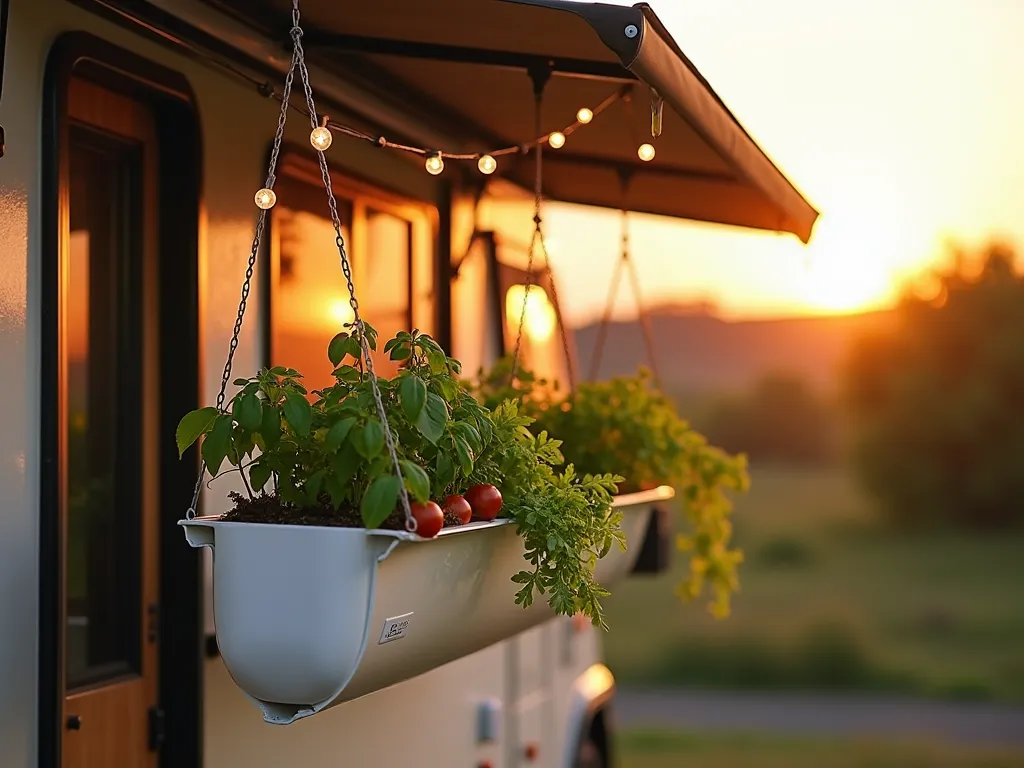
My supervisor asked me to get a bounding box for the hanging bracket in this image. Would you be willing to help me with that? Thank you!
[527,61,553,101]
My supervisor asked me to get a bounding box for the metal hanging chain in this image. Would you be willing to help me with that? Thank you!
[624,218,663,389]
[535,226,576,392]
[509,88,577,392]
[509,91,542,384]
[188,0,413,531]
[186,26,300,520]
[290,1,414,532]
[586,208,662,387]
[586,223,627,382]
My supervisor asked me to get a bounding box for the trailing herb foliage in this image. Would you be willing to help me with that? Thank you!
[474,357,749,618]
[466,399,624,628]
[176,324,624,626]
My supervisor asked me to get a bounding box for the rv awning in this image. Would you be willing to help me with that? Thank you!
[203,0,818,243]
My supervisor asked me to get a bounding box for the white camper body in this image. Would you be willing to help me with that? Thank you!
[0,1,815,766]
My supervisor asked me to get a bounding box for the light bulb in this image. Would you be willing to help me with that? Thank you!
[477,154,497,175]
[576,107,593,124]
[547,131,565,149]
[254,188,277,209]
[637,143,656,162]
[310,126,333,150]
[425,153,444,175]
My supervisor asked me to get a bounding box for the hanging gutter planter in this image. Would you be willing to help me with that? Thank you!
[180,485,670,724]
[176,0,681,725]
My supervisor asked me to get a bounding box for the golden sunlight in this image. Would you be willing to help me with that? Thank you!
[329,298,355,327]
[505,284,556,342]
[796,217,901,314]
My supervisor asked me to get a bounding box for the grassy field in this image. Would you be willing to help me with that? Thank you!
[603,465,1024,702]
[616,729,1024,768]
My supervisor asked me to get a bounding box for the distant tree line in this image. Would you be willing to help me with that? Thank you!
[690,373,839,466]
[843,241,1024,529]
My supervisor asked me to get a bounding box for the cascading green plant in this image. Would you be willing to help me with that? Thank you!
[474,356,749,618]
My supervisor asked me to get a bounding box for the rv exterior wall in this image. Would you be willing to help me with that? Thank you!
[0,0,609,765]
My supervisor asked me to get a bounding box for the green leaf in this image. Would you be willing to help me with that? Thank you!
[176,407,218,457]
[361,474,401,529]
[332,441,362,485]
[453,436,474,476]
[324,472,345,508]
[451,421,482,452]
[399,460,431,503]
[389,345,412,361]
[435,377,458,401]
[354,418,384,459]
[343,336,363,361]
[361,321,379,351]
[234,393,263,431]
[200,414,233,475]
[435,451,456,491]
[399,375,427,422]
[327,331,363,366]
[283,391,313,436]
[415,392,448,443]
[305,468,327,505]
[324,417,356,453]
[249,461,273,492]
[331,365,361,383]
[426,348,447,374]
[260,404,282,449]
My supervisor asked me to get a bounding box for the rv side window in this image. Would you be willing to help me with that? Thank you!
[268,155,433,391]
[65,121,145,688]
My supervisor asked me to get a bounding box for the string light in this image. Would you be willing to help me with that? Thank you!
[310,115,333,150]
[638,143,656,162]
[425,152,445,175]
[254,188,277,209]
[477,154,497,175]
[240,71,651,179]
[150,30,658,182]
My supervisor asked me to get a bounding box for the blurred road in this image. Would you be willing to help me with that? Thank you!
[615,688,1024,747]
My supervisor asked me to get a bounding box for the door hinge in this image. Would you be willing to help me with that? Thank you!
[148,706,165,751]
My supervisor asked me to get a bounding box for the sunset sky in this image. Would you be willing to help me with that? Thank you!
[545,0,1024,326]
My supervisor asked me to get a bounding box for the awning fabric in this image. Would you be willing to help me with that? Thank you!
[203,0,819,242]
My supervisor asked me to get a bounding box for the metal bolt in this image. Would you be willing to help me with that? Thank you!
[624,24,638,38]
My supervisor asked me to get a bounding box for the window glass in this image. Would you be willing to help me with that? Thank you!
[65,125,143,689]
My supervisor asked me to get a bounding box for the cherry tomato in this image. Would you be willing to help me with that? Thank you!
[465,483,503,521]
[444,494,472,525]
[411,501,444,539]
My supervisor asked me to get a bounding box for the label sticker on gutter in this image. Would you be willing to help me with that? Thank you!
[378,612,413,644]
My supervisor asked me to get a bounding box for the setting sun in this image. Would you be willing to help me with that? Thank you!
[544,0,1024,325]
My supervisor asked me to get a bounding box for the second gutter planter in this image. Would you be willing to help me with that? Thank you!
[181,486,671,724]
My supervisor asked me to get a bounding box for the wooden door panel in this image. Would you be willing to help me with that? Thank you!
[63,680,149,768]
